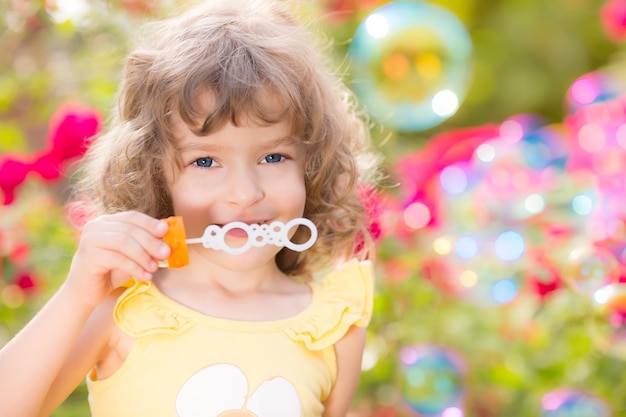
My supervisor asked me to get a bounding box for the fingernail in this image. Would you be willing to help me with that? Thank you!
[159,244,171,258]
[143,272,153,281]
[156,221,169,234]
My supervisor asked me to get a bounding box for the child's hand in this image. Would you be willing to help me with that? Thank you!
[64,211,171,308]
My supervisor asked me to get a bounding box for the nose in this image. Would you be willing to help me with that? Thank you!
[226,165,264,207]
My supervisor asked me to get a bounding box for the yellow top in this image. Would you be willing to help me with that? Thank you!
[86,259,374,417]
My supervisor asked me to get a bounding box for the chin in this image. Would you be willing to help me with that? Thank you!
[194,247,282,272]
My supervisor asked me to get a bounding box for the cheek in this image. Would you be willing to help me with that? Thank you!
[279,175,306,213]
[173,204,214,239]
[169,180,214,228]
[293,182,306,217]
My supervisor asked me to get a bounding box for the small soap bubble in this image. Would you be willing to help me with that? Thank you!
[564,246,620,294]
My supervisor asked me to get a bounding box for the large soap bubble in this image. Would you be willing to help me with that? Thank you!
[399,345,465,415]
[348,1,473,131]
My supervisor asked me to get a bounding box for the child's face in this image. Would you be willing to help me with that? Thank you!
[166,110,306,267]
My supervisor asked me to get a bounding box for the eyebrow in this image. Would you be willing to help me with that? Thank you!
[178,135,300,153]
[177,140,224,154]
[266,135,300,148]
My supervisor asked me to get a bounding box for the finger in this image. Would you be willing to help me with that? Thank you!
[97,229,165,273]
[85,215,171,264]
[78,225,161,275]
[94,251,154,285]
[108,256,154,284]
[101,211,169,238]
[69,244,154,292]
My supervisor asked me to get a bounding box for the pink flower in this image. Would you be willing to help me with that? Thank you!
[0,102,101,205]
[601,0,626,42]
[29,151,62,181]
[13,271,39,294]
[46,102,101,162]
[527,268,563,300]
[8,243,30,265]
[358,184,384,241]
[354,184,397,257]
[0,157,30,205]
[64,198,96,231]
[394,125,499,229]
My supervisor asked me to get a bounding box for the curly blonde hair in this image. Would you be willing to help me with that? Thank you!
[73,0,379,276]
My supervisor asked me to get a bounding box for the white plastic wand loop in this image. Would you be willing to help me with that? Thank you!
[185,218,318,255]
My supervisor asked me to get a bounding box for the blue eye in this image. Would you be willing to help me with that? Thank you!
[194,157,215,168]
[263,154,284,164]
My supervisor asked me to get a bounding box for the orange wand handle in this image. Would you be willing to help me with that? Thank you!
[160,216,189,268]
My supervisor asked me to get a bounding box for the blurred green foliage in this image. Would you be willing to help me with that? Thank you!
[1,1,625,416]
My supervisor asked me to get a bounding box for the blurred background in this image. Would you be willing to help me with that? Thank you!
[2,0,626,416]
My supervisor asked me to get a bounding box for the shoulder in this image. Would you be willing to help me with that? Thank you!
[284,259,374,350]
[317,259,374,291]
[112,279,194,336]
[316,259,374,327]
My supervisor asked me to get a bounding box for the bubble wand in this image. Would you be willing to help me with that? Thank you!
[160,216,318,268]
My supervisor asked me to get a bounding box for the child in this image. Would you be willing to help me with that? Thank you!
[0,0,379,416]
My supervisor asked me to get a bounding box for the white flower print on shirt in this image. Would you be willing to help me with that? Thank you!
[175,363,302,417]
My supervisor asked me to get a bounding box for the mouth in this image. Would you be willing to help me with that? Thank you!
[217,220,271,239]
[216,219,269,228]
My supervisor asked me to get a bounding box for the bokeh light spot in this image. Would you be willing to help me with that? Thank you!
[475,143,496,162]
[578,124,606,153]
[494,231,525,262]
[47,0,90,23]
[2,285,25,308]
[499,120,524,144]
[365,13,389,39]
[459,270,477,288]
[455,236,478,259]
[433,237,453,255]
[440,165,468,194]
[616,124,626,149]
[491,279,518,304]
[432,90,459,117]
[404,202,431,229]
[383,52,411,81]
[415,52,442,81]
[442,407,464,417]
[524,194,545,214]
[362,347,379,371]
[400,346,419,365]
[570,77,598,105]
[571,193,594,215]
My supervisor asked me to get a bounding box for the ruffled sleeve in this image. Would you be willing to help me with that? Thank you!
[284,259,374,350]
[114,279,193,337]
